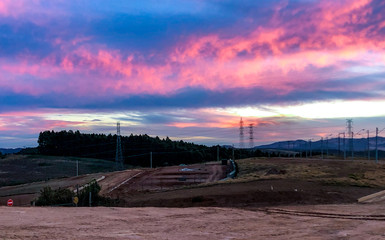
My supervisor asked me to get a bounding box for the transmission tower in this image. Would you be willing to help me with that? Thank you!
[249,123,254,148]
[346,119,353,153]
[115,122,124,170]
[239,118,244,148]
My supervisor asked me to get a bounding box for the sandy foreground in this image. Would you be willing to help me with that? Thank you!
[1,204,385,240]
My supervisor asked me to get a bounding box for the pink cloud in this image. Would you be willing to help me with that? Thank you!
[166,109,280,130]
[0,0,69,26]
[0,110,84,134]
[1,0,384,99]
[0,0,25,17]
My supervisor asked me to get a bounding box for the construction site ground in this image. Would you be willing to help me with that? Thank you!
[2,157,385,238]
[2,204,385,239]
[108,157,385,208]
[0,161,230,206]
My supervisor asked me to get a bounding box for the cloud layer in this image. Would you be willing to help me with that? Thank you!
[1,0,385,147]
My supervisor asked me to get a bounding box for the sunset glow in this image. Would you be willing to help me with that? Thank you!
[1,0,385,148]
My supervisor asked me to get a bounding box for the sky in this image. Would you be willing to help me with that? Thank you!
[1,0,385,148]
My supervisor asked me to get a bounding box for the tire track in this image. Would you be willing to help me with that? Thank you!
[259,208,385,221]
[108,171,144,193]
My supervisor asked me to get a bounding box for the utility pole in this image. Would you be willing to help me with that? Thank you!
[305,141,308,159]
[353,128,365,160]
[115,122,124,170]
[239,118,244,149]
[346,119,353,159]
[321,137,324,160]
[150,151,152,168]
[232,144,235,160]
[367,130,370,161]
[338,134,341,157]
[352,132,354,160]
[343,132,346,160]
[376,127,379,163]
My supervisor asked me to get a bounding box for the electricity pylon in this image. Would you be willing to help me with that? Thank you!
[115,122,124,170]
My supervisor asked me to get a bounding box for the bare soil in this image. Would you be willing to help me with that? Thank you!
[116,179,380,208]
[0,161,230,206]
[1,204,385,239]
[2,157,385,208]
[109,157,385,208]
[2,157,385,239]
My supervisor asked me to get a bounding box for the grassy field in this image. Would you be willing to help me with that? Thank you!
[233,157,385,188]
[0,154,120,187]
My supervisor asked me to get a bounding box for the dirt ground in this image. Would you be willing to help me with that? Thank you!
[1,204,385,239]
[106,162,228,197]
[0,161,229,206]
[2,157,385,208]
[116,179,381,208]
[2,157,385,239]
[108,158,385,208]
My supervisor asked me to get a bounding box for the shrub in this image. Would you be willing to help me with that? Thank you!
[77,179,101,206]
[35,186,74,206]
[35,180,118,207]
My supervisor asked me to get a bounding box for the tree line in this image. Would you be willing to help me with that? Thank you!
[37,130,265,167]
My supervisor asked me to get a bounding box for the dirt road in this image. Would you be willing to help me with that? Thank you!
[1,204,385,239]
[105,162,228,197]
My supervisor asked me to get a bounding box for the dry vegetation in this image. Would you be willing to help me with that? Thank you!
[0,154,117,187]
[231,157,385,188]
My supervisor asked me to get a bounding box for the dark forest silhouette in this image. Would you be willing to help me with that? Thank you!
[37,130,265,167]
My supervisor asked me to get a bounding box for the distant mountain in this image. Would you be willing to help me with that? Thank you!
[0,148,22,154]
[221,145,234,149]
[256,137,385,152]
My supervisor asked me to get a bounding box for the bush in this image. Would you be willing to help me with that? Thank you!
[36,186,74,206]
[77,179,101,206]
[35,180,118,207]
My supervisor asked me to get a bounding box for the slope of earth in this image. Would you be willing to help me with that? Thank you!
[0,160,230,206]
[114,157,385,207]
[2,156,385,208]
[105,162,229,196]
[1,204,385,239]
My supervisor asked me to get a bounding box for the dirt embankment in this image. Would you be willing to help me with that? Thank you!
[0,161,230,206]
[2,157,385,208]
[115,179,381,208]
[110,158,385,208]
